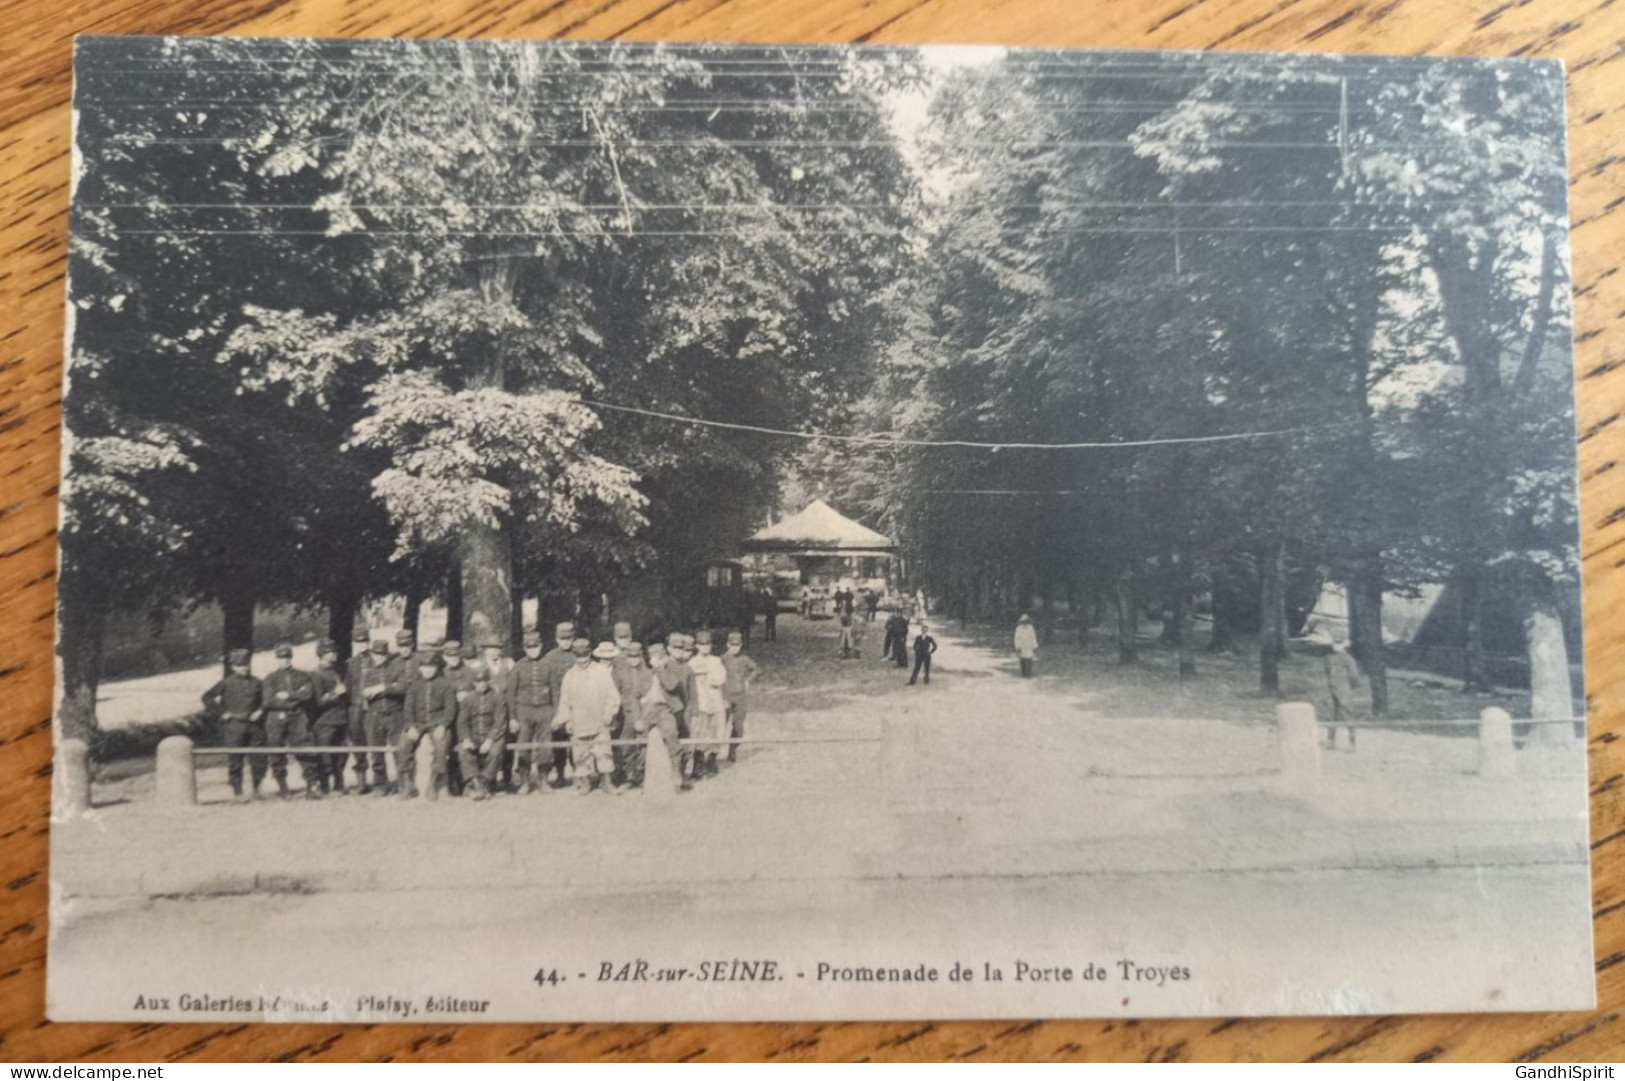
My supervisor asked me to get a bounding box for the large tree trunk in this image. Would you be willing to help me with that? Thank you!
[221,582,254,676]
[326,587,360,663]
[403,584,424,641]
[461,525,511,651]
[1352,561,1388,717]
[1526,594,1575,744]
[57,586,105,741]
[1115,571,1138,665]
[1259,543,1283,695]
[458,252,519,657]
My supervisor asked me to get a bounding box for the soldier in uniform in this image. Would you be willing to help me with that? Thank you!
[262,641,318,799]
[202,648,265,803]
[310,639,350,795]
[344,627,372,793]
[617,640,653,789]
[394,627,416,661]
[399,649,456,800]
[456,659,509,800]
[720,629,760,765]
[506,629,554,794]
[539,621,579,788]
[661,631,698,786]
[439,639,472,796]
[358,639,409,794]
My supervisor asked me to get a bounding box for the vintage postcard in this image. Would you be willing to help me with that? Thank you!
[49,35,1591,1021]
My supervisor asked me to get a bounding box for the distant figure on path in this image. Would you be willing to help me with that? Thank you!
[882,611,910,668]
[908,623,937,686]
[1014,614,1039,678]
[837,611,859,659]
[864,588,879,622]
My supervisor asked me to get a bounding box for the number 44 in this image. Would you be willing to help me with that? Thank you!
[534,969,562,987]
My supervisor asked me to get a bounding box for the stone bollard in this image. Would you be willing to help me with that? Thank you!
[56,738,91,816]
[1276,702,1321,780]
[644,728,676,801]
[155,735,197,806]
[1478,707,1516,779]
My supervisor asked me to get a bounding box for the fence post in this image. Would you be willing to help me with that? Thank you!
[1478,707,1516,779]
[56,738,91,816]
[1276,701,1321,780]
[156,735,197,806]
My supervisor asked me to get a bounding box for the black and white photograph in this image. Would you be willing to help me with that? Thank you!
[50,35,1590,1021]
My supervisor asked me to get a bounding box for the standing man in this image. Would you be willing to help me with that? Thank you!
[456,659,509,800]
[439,640,473,796]
[864,588,880,623]
[618,640,654,789]
[202,648,265,804]
[556,639,621,795]
[310,639,350,795]
[344,627,372,794]
[908,623,938,686]
[642,640,688,792]
[720,630,760,765]
[688,629,728,779]
[262,641,318,799]
[507,629,554,794]
[394,627,416,663]
[359,639,410,795]
[540,621,579,788]
[1014,614,1039,678]
[399,649,457,800]
[760,586,778,643]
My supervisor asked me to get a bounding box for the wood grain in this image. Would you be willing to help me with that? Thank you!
[3,0,1624,1062]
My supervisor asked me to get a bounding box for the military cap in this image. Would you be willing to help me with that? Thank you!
[228,648,251,666]
[468,658,490,677]
[622,640,646,656]
[523,629,543,647]
[317,638,338,656]
[694,629,713,645]
[592,641,619,660]
[570,637,592,655]
[613,621,633,636]
[441,639,462,654]
[369,640,389,655]
[460,642,480,660]
[351,627,371,644]
[480,639,504,652]
[555,621,576,638]
[274,641,294,658]
[415,650,441,667]
[395,629,416,645]
[425,636,445,651]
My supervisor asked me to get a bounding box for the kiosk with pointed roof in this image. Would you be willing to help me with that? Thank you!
[742,499,897,593]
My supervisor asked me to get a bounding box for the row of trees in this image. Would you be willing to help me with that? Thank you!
[62,42,1581,735]
[62,38,918,735]
[805,52,1579,720]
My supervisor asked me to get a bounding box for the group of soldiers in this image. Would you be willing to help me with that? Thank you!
[199,620,762,803]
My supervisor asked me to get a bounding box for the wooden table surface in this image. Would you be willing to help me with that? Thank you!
[3,0,1624,1063]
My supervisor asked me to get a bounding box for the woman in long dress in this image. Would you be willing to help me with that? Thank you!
[1014,613,1039,678]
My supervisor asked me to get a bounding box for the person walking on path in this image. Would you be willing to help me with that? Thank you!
[837,610,859,659]
[1014,614,1039,678]
[760,586,778,642]
[908,623,938,686]
[864,588,879,622]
